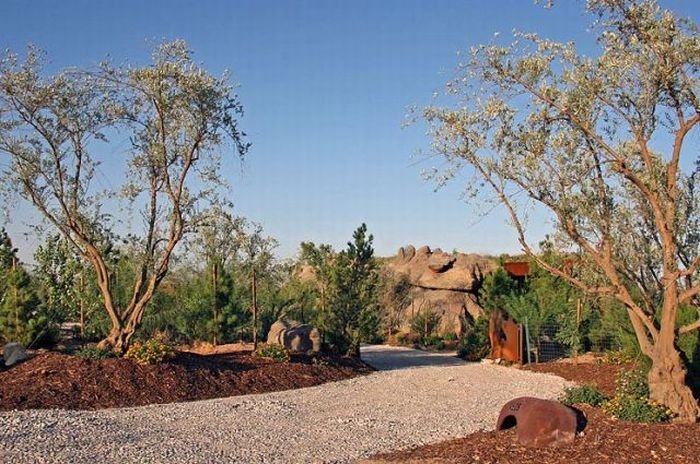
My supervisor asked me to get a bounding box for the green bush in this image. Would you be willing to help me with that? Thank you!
[602,394,672,423]
[124,338,176,365]
[457,316,490,361]
[442,331,458,341]
[255,343,290,363]
[601,368,672,423]
[75,345,115,360]
[561,385,607,407]
[615,368,649,398]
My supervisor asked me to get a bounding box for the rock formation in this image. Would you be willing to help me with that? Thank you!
[385,245,498,336]
[267,319,322,353]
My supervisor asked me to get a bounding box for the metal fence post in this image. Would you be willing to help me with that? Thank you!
[524,318,532,364]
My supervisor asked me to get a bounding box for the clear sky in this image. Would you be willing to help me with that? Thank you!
[1,0,698,262]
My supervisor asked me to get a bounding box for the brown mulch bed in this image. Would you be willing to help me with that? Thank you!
[368,405,700,464]
[368,361,700,463]
[0,350,373,411]
[523,361,638,396]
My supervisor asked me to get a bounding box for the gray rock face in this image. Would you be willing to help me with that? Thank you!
[267,320,321,353]
[3,342,28,367]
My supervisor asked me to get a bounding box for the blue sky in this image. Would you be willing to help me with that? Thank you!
[1,0,698,261]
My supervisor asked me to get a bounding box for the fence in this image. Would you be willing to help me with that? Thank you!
[522,317,625,364]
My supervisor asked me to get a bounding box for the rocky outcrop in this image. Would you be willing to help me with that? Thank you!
[386,245,498,336]
[267,319,322,353]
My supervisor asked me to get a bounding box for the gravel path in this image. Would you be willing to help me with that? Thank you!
[0,345,572,464]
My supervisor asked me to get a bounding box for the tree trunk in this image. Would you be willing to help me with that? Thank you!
[648,334,699,423]
[97,326,135,355]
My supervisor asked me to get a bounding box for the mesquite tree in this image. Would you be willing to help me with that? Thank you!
[420,1,700,420]
[0,40,249,352]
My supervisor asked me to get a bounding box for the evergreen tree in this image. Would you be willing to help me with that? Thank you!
[326,224,380,356]
[0,229,47,346]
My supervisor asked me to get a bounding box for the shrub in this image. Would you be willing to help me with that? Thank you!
[602,395,672,423]
[602,350,637,365]
[615,368,649,398]
[255,343,290,363]
[601,368,672,423]
[457,317,490,361]
[561,385,607,407]
[76,346,115,360]
[124,338,176,365]
[442,331,458,341]
[424,334,443,347]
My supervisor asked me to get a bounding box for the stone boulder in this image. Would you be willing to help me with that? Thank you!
[267,319,321,353]
[2,342,28,367]
[386,245,498,335]
[496,397,579,447]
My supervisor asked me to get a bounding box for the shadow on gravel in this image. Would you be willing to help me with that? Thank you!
[360,345,466,371]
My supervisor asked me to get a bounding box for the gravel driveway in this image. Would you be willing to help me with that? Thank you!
[0,345,572,464]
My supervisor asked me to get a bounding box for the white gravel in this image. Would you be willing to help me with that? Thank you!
[0,345,572,463]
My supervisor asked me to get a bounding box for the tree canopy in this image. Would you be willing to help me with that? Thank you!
[421,0,700,420]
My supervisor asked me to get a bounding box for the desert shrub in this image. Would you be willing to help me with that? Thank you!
[602,349,637,365]
[457,317,490,361]
[124,338,176,365]
[561,385,607,407]
[442,331,458,341]
[395,332,407,345]
[601,368,672,423]
[255,343,290,363]
[410,309,441,343]
[424,334,443,347]
[602,395,672,423]
[76,345,115,360]
[615,368,649,398]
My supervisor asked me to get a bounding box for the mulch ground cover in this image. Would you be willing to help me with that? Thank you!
[524,360,637,396]
[369,360,700,464]
[0,350,373,411]
[369,405,700,463]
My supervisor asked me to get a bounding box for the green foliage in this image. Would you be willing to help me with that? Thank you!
[457,316,490,361]
[409,308,442,343]
[480,268,519,312]
[601,368,671,423]
[33,235,83,324]
[76,345,115,360]
[602,349,638,365]
[602,394,672,423]
[255,343,290,363]
[124,338,176,365]
[0,229,54,347]
[321,224,381,356]
[561,385,607,407]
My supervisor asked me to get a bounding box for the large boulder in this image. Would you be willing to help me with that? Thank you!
[2,342,28,367]
[496,397,579,447]
[386,245,498,335]
[267,319,321,353]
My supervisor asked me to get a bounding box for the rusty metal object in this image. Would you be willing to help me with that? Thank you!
[496,397,578,447]
[488,309,525,363]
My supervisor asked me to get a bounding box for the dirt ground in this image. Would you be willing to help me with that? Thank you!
[368,360,700,464]
[0,350,373,411]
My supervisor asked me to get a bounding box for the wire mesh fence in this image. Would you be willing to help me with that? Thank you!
[522,318,625,364]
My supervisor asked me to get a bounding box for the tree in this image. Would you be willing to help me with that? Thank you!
[34,234,82,324]
[421,1,700,420]
[0,229,49,346]
[0,40,249,352]
[326,224,380,356]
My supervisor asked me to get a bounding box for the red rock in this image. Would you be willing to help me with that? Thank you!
[496,397,578,447]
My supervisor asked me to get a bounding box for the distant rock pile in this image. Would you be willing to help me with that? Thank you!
[386,245,498,336]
